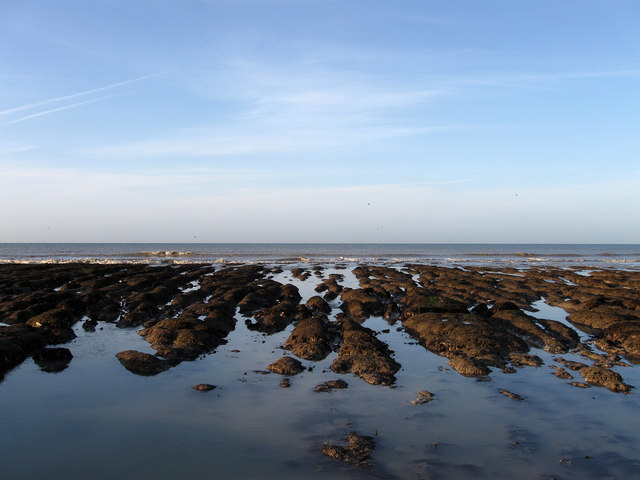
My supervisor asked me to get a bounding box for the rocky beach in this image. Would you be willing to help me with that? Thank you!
[1,260,639,479]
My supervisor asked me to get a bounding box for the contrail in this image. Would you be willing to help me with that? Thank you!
[0,71,169,117]
[1,96,118,127]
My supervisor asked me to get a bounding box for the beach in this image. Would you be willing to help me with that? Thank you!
[1,256,639,479]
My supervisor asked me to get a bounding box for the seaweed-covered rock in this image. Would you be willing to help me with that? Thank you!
[305,296,332,315]
[401,290,469,317]
[321,432,376,468]
[267,356,305,376]
[577,366,632,393]
[448,355,491,377]
[283,316,337,361]
[315,379,349,392]
[403,313,528,373]
[339,288,385,320]
[140,311,234,361]
[498,389,524,401]
[596,321,640,363]
[116,350,170,376]
[330,319,400,385]
[247,301,305,334]
[193,383,216,392]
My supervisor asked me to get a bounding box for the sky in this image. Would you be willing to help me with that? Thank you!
[1,0,639,243]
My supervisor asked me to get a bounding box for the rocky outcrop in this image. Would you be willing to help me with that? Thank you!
[267,356,305,375]
[283,316,338,361]
[315,379,348,392]
[139,309,235,362]
[115,350,171,376]
[321,432,376,468]
[577,366,632,393]
[330,319,400,385]
[403,312,529,374]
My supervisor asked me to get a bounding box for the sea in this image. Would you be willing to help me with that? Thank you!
[1,243,639,269]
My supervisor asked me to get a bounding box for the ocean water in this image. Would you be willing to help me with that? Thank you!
[1,243,639,268]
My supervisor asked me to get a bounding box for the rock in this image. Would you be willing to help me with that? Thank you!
[411,390,435,405]
[25,309,77,344]
[330,319,400,385]
[383,302,401,322]
[509,353,543,367]
[403,312,528,374]
[498,389,524,401]
[139,310,235,362]
[314,379,348,392]
[305,296,332,315]
[596,321,640,363]
[82,318,98,332]
[470,303,491,317]
[577,366,632,393]
[116,350,170,376]
[490,301,521,313]
[315,276,343,296]
[267,356,305,376]
[448,356,491,377]
[553,358,587,371]
[291,268,310,281]
[321,432,376,468]
[550,366,573,380]
[247,301,303,334]
[401,291,469,317]
[490,310,577,354]
[193,383,216,391]
[280,283,302,303]
[339,288,385,320]
[569,306,636,332]
[32,347,73,373]
[570,382,591,389]
[283,316,337,361]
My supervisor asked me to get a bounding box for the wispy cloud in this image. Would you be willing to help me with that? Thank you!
[82,124,448,158]
[0,165,296,194]
[81,59,448,158]
[451,68,640,89]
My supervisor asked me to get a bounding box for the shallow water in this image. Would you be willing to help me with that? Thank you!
[1,266,639,479]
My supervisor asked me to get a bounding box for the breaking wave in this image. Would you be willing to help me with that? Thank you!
[0,244,638,269]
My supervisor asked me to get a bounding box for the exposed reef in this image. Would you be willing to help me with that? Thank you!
[1,263,638,396]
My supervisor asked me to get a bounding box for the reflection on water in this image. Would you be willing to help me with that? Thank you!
[1,267,639,480]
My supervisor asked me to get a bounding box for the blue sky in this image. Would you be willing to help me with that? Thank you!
[1,1,639,243]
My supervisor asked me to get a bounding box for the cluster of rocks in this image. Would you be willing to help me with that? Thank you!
[321,432,376,468]
[2,263,638,390]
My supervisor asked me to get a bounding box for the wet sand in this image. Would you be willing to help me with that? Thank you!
[1,263,639,479]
